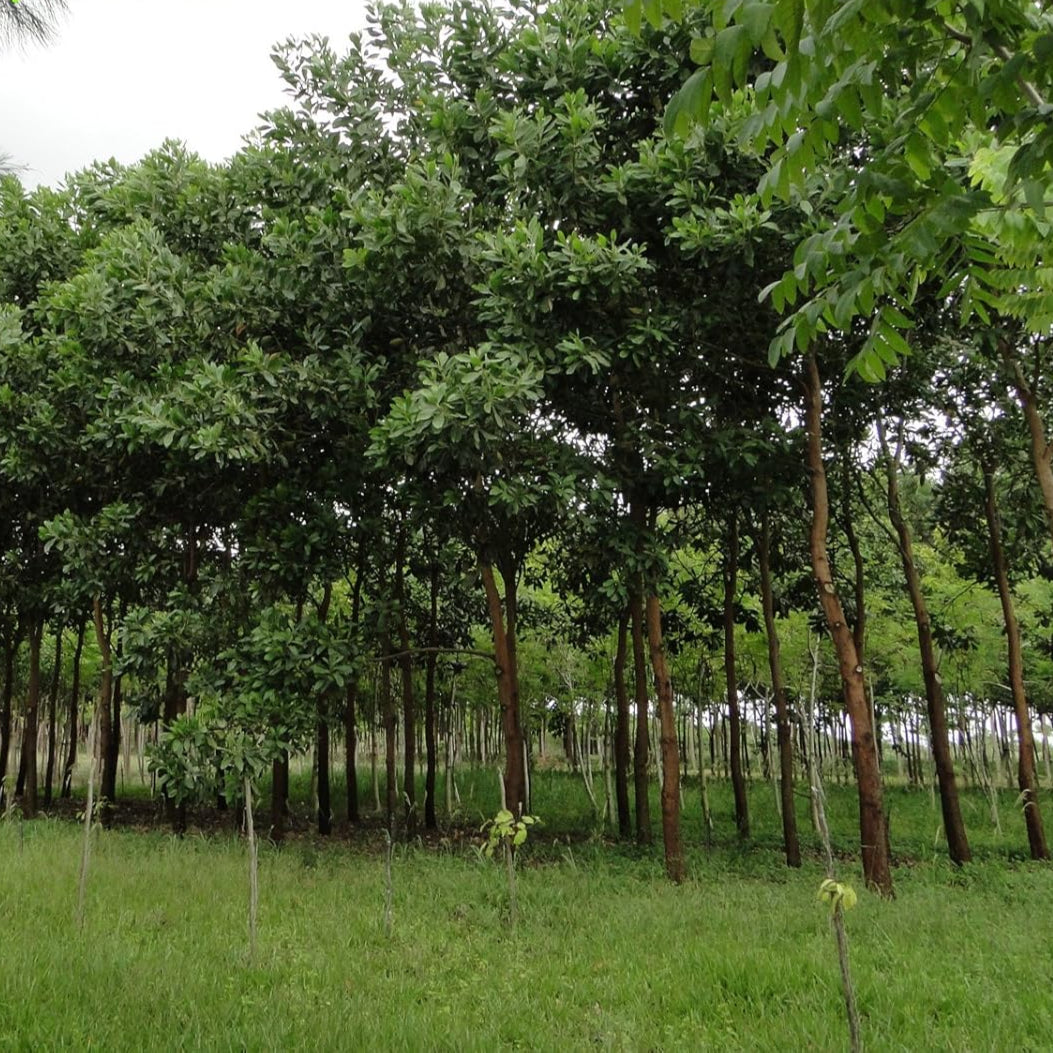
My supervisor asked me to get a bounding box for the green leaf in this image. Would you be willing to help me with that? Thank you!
[665,68,713,137]
[624,0,642,35]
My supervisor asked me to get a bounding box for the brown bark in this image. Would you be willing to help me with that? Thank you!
[804,355,893,896]
[982,460,1050,860]
[758,511,801,868]
[61,619,85,798]
[19,620,44,817]
[0,632,18,811]
[395,528,416,835]
[480,558,526,814]
[43,623,64,808]
[645,592,686,883]
[103,655,122,803]
[381,629,398,832]
[344,677,360,825]
[612,607,632,838]
[424,560,439,831]
[880,421,971,864]
[723,515,750,839]
[345,552,365,826]
[629,578,652,844]
[92,599,114,817]
[839,459,867,662]
[1002,341,1053,548]
[316,583,333,836]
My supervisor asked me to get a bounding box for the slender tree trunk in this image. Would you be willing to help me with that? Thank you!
[43,623,64,808]
[316,583,333,836]
[345,677,359,825]
[759,511,801,867]
[424,561,439,831]
[840,458,867,664]
[629,578,652,844]
[381,631,398,833]
[1002,341,1053,549]
[395,527,416,835]
[723,515,749,839]
[645,593,686,883]
[19,620,44,817]
[162,647,188,833]
[92,601,114,815]
[480,557,526,815]
[612,608,632,838]
[103,661,122,804]
[982,460,1050,860]
[0,633,18,811]
[344,553,365,826]
[804,354,893,896]
[880,420,971,864]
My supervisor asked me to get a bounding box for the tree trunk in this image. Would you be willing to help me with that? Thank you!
[1002,341,1053,549]
[395,526,416,835]
[162,647,188,833]
[0,633,19,811]
[480,557,526,815]
[804,354,893,896]
[344,552,365,826]
[759,511,801,867]
[424,561,439,831]
[19,620,44,817]
[316,583,333,836]
[723,514,750,839]
[982,460,1050,860]
[645,592,686,883]
[43,622,64,808]
[381,632,398,833]
[629,578,652,844]
[612,608,632,838]
[317,715,331,835]
[880,420,971,864]
[103,661,122,804]
[345,677,359,825]
[61,619,85,798]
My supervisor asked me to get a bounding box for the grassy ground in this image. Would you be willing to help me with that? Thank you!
[1,772,1052,1051]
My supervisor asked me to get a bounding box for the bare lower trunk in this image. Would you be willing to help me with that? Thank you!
[613,609,632,837]
[1002,341,1053,549]
[982,461,1049,860]
[19,621,44,817]
[880,420,971,864]
[0,634,19,811]
[480,558,525,815]
[759,511,801,868]
[645,593,685,882]
[723,515,749,839]
[424,562,439,830]
[43,623,64,808]
[630,579,652,844]
[805,355,892,896]
[395,529,416,835]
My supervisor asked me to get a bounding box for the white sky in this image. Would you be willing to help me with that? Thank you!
[1,0,372,188]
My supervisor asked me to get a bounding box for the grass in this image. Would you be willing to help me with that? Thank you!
[2,768,1053,1050]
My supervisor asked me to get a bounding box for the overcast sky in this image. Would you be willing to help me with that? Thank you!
[1,0,372,188]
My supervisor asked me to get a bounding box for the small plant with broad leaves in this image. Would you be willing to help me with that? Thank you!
[482,809,538,860]
[817,878,858,915]
[481,809,539,930]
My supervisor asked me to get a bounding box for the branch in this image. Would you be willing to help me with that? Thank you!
[370,646,495,664]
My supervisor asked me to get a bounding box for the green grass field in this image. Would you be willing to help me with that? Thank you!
[1,772,1052,1051]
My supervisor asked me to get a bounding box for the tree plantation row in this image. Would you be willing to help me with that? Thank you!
[2,0,1052,902]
